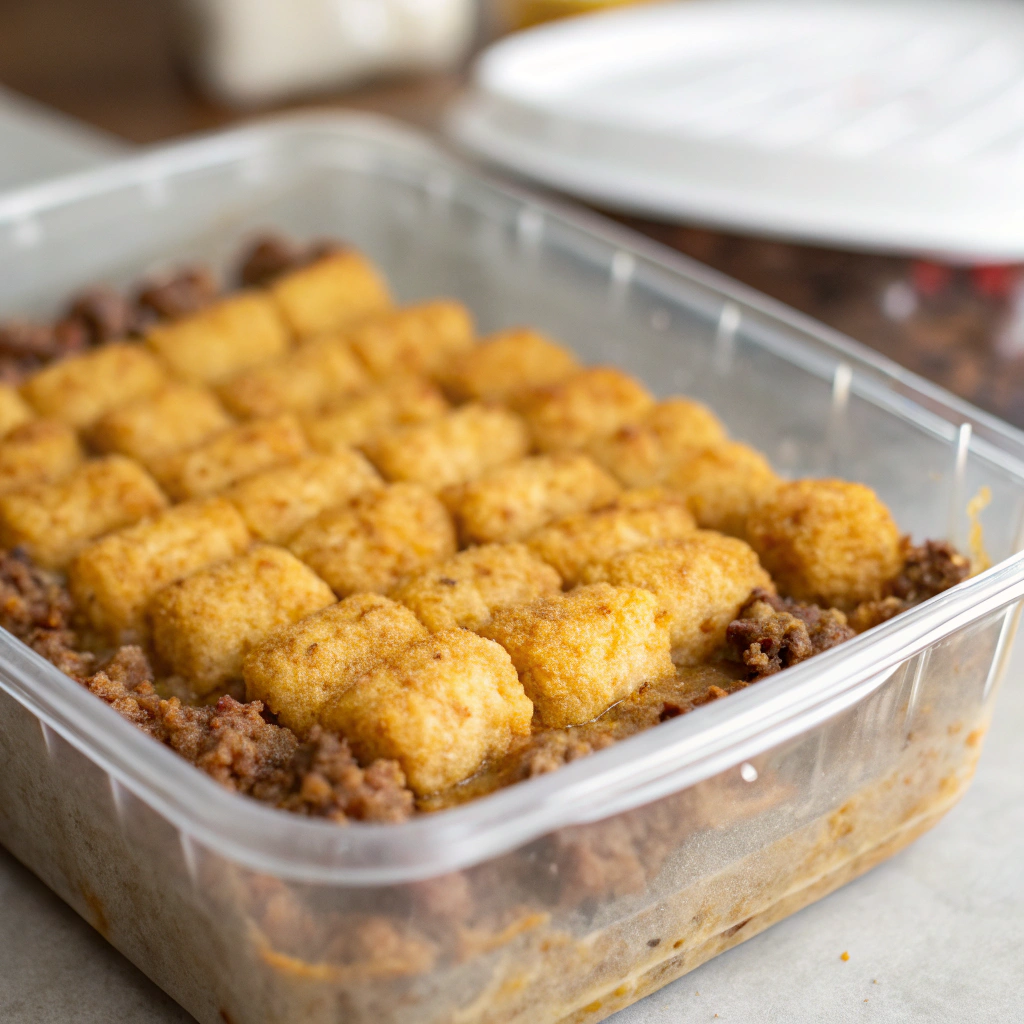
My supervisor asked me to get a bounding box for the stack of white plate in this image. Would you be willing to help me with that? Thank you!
[451,0,1024,260]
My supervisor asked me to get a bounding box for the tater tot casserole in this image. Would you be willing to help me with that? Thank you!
[0,234,973,822]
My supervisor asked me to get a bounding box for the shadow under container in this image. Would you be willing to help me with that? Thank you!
[0,115,1023,1024]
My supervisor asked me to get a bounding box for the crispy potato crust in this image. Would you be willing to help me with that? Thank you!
[89,384,233,467]
[480,583,674,728]
[225,450,382,544]
[582,532,773,665]
[270,251,392,338]
[591,398,728,488]
[302,376,449,454]
[151,414,309,501]
[217,334,369,419]
[0,383,33,438]
[324,629,532,795]
[0,419,83,497]
[244,594,428,735]
[390,543,562,632]
[0,455,167,570]
[515,366,654,452]
[288,483,457,596]
[149,544,336,693]
[439,327,580,403]
[146,292,290,384]
[665,441,780,538]
[442,452,622,545]
[21,343,168,428]
[346,301,474,379]
[68,497,251,643]
[364,404,529,492]
[746,478,903,609]
[526,488,697,586]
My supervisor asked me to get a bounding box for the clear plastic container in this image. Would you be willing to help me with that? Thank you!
[0,114,1022,1024]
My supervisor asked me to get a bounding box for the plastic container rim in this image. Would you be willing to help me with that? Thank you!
[0,112,1021,885]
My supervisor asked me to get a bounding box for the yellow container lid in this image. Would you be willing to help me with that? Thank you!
[505,0,656,30]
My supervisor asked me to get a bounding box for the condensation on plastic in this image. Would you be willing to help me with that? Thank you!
[0,114,1023,1024]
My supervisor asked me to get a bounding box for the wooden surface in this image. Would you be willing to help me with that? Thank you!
[0,0,462,142]
[1,0,1022,427]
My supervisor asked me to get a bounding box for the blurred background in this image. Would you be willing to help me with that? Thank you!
[2,0,1024,426]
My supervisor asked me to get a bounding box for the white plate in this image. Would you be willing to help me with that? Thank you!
[451,0,1024,259]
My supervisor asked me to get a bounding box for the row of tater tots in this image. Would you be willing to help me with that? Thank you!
[0,247,906,798]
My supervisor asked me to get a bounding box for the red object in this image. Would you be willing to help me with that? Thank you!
[911,260,953,297]
[970,264,1018,300]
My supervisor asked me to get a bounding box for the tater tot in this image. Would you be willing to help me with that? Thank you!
[216,334,369,419]
[20,343,168,429]
[581,533,772,665]
[514,366,654,452]
[390,543,562,632]
[591,398,728,488]
[746,478,903,609]
[88,384,233,467]
[146,292,289,384]
[288,483,457,596]
[438,327,580,403]
[442,452,621,545]
[0,384,33,438]
[665,441,780,538]
[243,594,428,735]
[302,376,449,454]
[270,251,392,338]
[151,415,308,501]
[346,301,475,379]
[324,629,532,795]
[224,450,382,543]
[479,583,673,729]
[68,497,251,643]
[0,456,167,570]
[526,488,697,586]
[0,420,83,497]
[363,404,529,492]
[149,544,336,694]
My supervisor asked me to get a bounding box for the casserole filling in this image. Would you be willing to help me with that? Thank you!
[0,235,972,822]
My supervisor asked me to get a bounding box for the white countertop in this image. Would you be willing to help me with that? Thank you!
[0,87,1022,1024]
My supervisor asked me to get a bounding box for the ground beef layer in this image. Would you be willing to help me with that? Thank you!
[0,549,413,823]
[0,530,972,822]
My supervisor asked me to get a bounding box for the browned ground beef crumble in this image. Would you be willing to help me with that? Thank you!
[134,267,219,326]
[891,538,972,602]
[0,548,95,677]
[85,649,414,823]
[848,539,971,633]
[0,550,414,823]
[0,267,218,385]
[726,589,855,680]
[727,540,971,679]
[237,234,344,288]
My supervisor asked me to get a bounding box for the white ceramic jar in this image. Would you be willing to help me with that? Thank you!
[179,0,478,105]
